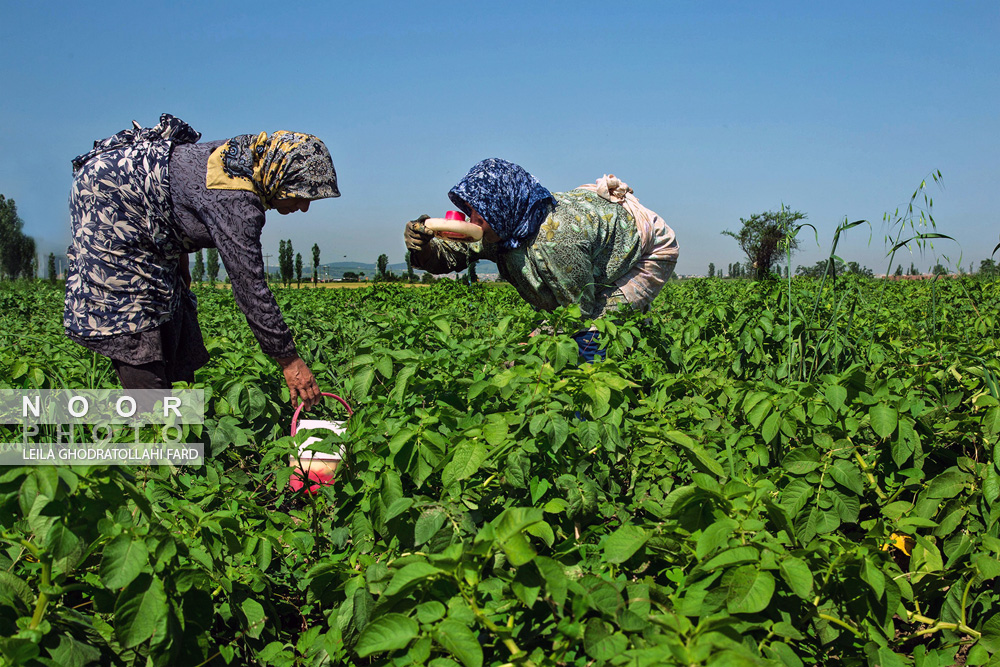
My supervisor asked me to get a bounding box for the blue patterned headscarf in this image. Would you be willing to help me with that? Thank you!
[448,158,555,251]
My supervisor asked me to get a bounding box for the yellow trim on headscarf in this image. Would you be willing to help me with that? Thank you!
[205,142,254,192]
[205,131,311,201]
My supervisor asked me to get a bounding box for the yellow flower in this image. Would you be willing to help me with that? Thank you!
[880,532,913,556]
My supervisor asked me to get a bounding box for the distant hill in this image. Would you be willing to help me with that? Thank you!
[265,261,407,280]
[318,262,407,279]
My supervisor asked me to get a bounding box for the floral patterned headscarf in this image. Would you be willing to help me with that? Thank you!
[448,158,554,251]
[206,131,340,205]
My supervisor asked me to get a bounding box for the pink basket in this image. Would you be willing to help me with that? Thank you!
[288,393,353,493]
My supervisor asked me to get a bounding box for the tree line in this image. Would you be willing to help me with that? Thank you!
[0,195,36,280]
[187,242,452,287]
[707,257,1000,280]
[13,188,998,287]
[713,204,999,280]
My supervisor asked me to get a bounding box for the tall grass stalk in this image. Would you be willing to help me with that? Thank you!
[784,218,866,382]
[782,216,818,380]
[868,171,954,353]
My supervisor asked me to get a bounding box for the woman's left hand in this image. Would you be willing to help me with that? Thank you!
[276,355,321,410]
[404,215,433,252]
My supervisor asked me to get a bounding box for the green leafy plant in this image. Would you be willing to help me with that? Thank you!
[1,252,999,665]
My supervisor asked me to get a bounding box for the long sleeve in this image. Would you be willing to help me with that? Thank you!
[207,197,297,358]
[410,227,500,275]
[411,239,470,274]
[409,230,470,274]
[169,141,297,358]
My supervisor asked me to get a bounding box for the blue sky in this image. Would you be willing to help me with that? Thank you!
[2,1,997,276]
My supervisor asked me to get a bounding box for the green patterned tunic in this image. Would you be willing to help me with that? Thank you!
[424,189,647,319]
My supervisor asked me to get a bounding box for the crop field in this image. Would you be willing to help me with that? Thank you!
[2,275,1000,666]
[207,282,429,290]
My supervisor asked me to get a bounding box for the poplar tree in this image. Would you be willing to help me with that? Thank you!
[192,250,205,283]
[207,248,220,284]
[0,194,36,280]
[279,240,294,286]
[376,254,389,281]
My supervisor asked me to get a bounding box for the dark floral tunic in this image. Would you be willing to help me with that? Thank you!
[64,115,300,373]
[64,115,199,341]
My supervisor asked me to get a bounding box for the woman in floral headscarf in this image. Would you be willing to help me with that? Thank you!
[64,114,340,408]
[404,158,678,361]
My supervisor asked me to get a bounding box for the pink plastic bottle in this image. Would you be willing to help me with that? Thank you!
[424,210,482,242]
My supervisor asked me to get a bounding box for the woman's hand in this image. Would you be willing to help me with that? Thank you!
[404,215,433,252]
[276,355,321,410]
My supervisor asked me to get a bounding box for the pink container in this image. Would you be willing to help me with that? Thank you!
[288,393,353,493]
[424,210,482,242]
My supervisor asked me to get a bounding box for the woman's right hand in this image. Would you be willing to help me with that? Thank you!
[276,355,321,410]
[404,215,433,252]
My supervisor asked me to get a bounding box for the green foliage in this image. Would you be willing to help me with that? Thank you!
[2,274,1000,665]
[206,248,220,285]
[729,262,750,279]
[878,171,958,285]
[0,194,36,280]
[311,244,320,285]
[192,249,205,283]
[376,254,390,282]
[797,259,874,279]
[406,251,416,283]
[279,240,294,287]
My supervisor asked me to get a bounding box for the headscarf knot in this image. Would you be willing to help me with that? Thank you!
[595,174,633,203]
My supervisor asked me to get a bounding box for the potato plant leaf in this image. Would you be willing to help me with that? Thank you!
[869,403,898,439]
[434,619,483,667]
[100,534,149,590]
[114,574,167,649]
[724,565,775,614]
[603,524,647,564]
[355,613,419,657]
